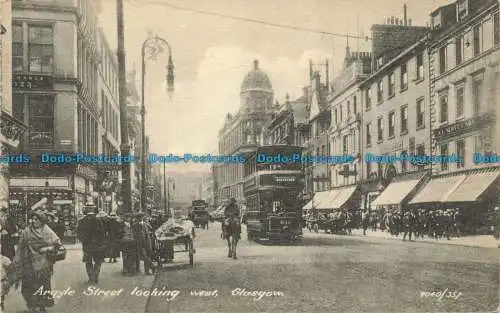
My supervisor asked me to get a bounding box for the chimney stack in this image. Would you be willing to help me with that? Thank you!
[409,18,412,26]
[403,4,408,26]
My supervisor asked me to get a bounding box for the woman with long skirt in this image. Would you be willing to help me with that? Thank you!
[10,210,61,312]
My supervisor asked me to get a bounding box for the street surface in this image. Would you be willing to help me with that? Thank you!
[146,222,499,313]
[3,223,498,313]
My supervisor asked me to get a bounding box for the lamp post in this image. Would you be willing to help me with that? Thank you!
[116,0,133,214]
[163,163,175,215]
[140,36,174,213]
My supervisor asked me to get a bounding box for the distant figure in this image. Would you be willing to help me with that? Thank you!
[76,206,106,284]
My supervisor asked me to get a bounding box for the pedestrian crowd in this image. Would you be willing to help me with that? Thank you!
[0,205,171,313]
[304,206,500,244]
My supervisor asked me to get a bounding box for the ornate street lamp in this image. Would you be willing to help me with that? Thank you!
[141,35,174,213]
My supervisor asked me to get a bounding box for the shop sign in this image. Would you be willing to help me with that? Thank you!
[10,177,69,188]
[260,174,299,187]
[12,74,54,90]
[433,114,491,140]
[76,164,98,181]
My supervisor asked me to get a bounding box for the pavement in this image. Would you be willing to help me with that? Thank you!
[4,248,156,313]
[319,228,500,248]
[145,222,499,313]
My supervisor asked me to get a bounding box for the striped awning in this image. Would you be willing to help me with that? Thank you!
[316,189,341,210]
[328,186,357,210]
[445,170,499,202]
[409,175,467,204]
[372,178,423,206]
[302,191,330,210]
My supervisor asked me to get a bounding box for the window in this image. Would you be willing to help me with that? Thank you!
[483,18,493,51]
[401,106,408,133]
[347,101,351,115]
[388,72,395,96]
[28,26,54,73]
[388,111,395,138]
[366,122,372,146]
[365,89,371,110]
[495,12,500,45]
[474,136,483,154]
[28,95,54,147]
[401,150,408,172]
[334,108,338,124]
[400,63,408,90]
[456,84,465,118]
[456,140,465,168]
[439,46,447,74]
[342,135,348,154]
[12,94,24,122]
[353,96,357,114]
[457,0,468,21]
[473,24,481,56]
[339,105,343,122]
[416,53,424,80]
[377,117,383,141]
[12,25,24,72]
[472,75,483,115]
[416,144,425,156]
[416,98,425,128]
[377,81,383,103]
[439,92,448,123]
[440,143,449,171]
[455,36,463,66]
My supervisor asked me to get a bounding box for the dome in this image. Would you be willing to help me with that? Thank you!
[240,60,272,92]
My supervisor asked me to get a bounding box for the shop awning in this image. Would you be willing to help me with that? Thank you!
[316,190,341,210]
[302,191,330,210]
[372,178,422,206]
[409,175,467,204]
[445,170,499,202]
[328,186,357,210]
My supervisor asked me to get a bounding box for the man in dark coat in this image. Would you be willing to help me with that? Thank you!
[76,205,106,284]
[222,198,240,239]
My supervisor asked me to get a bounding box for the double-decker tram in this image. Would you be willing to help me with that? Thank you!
[243,145,304,242]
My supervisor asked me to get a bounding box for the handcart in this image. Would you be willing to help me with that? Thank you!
[154,224,195,267]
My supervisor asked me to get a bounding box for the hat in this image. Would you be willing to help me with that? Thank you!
[30,210,48,224]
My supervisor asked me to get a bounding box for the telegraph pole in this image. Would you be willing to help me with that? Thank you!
[116,0,132,213]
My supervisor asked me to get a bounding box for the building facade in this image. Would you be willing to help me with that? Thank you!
[125,70,141,208]
[304,68,330,200]
[329,49,371,189]
[1,1,27,211]
[428,0,499,175]
[215,60,275,206]
[96,27,120,214]
[9,0,114,240]
[403,0,499,221]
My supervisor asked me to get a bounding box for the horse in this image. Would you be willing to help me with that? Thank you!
[222,217,241,260]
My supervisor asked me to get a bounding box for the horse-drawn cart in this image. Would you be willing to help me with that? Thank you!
[154,220,196,267]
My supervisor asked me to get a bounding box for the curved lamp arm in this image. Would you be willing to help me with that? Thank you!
[141,36,174,98]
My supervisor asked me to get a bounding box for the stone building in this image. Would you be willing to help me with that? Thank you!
[0,1,27,210]
[8,0,116,241]
[214,60,275,206]
[303,64,330,201]
[408,0,499,217]
[313,48,371,212]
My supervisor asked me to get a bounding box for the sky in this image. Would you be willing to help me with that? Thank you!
[96,0,452,172]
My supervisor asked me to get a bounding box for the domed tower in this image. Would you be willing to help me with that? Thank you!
[240,60,274,114]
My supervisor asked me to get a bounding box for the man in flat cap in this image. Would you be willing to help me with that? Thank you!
[76,205,106,284]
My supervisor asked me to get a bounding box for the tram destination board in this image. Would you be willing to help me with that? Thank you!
[260,174,301,187]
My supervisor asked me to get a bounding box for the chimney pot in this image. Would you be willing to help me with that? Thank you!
[404,3,408,26]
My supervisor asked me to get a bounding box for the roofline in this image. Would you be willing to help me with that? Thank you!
[360,35,428,88]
